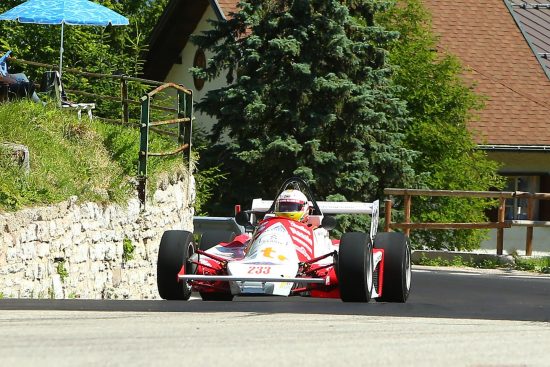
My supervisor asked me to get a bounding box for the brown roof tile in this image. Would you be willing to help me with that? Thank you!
[422,0,550,146]
[216,0,240,18]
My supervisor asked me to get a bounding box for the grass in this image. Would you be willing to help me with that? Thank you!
[0,100,186,211]
[415,254,501,269]
[122,237,135,262]
[414,253,550,274]
[514,256,550,273]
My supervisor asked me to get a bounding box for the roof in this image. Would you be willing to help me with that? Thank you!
[511,1,550,78]
[422,0,550,146]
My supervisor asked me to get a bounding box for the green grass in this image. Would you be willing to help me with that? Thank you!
[414,253,550,274]
[514,256,550,273]
[122,237,135,262]
[415,254,500,269]
[0,100,186,211]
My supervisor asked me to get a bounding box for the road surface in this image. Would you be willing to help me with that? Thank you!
[1,267,549,366]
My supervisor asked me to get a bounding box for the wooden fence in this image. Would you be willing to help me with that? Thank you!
[6,56,175,124]
[384,188,550,256]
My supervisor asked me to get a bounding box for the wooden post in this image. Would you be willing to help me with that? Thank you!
[496,197,505,255]
[404,194,411,237]
[121,77,129,124]
[526,196,534,256]
[384,199,392,232]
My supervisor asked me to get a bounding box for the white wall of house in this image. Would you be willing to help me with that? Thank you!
[165,6,229,135]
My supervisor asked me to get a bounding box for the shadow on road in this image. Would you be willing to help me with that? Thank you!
[1,269,549,322]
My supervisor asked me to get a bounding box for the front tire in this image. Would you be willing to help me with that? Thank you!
[157,230,195,300]
[338,232,374,302]
[374,232,411,302]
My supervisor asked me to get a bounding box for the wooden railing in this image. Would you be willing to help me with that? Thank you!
[6,57,172,124]
[384,188,550,256]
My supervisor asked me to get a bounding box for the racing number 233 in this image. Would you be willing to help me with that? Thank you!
[248,266,271,274]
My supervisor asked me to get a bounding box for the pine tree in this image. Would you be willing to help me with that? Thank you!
[192,0,417,213]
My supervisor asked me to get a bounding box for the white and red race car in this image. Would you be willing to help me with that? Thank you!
[157,177,411,302]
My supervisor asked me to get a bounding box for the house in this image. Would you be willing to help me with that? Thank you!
[144,0,550,252]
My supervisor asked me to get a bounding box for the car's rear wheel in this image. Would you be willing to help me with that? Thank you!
[374,232,411,302]
[157,230,195,300]
[338,232,374,302]
[199,230,236,251]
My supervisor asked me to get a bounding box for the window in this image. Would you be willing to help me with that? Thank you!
[193,49,206,91]
[504,176,539,220]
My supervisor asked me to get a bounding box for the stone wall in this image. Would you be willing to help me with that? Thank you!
[0,172,194,299]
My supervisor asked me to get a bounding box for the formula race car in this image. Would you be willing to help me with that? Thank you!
[157,177,411,302]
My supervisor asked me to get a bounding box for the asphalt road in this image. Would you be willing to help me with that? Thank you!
[1,267,549,366]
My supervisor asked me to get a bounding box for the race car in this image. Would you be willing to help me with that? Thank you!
[157,177,411,302]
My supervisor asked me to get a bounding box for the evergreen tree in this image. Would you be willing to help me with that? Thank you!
[192,0,417,214]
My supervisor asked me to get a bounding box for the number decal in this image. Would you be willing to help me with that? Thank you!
[247,266,271,274]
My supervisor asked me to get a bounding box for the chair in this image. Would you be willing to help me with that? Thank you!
[46,70,95,121]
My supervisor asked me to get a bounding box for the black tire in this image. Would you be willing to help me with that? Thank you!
[374,232,411,303]
[199,230,236,251]
[157,230,195,300]
[338,232,374,302]
[199,292,234,301]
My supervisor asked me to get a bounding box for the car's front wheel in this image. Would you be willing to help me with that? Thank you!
[374,232,411,302]
[338,232,374,302]
[157,230,195,300]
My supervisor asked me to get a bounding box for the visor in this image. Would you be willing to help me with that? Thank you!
[277,201,305,212]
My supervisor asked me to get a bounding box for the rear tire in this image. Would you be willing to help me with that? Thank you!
[199,230,236,251]
[374,232,411,303]
[338,232,373,302]
[157,230,195,300]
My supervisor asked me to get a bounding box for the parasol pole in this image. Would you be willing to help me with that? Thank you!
[59,22,64,80]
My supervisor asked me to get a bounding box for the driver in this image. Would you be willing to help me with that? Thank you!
[274,189,310,223]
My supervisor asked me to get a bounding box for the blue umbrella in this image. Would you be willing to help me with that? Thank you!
[0,0,129,78]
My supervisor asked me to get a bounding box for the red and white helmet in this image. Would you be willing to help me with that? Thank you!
[274,189,310,222]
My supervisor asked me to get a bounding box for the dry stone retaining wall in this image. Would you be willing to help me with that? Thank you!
[0,173,194,299]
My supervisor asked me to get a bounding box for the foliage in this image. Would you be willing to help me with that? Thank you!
[192,0,418,219]
[0,100,183,211]
[378,0,505,250]
[0,0,169,119]
[122,237,135,262]
[0,100,127,210]
[0,1,219,213]
[513,255,550,273]
[415,252,550,274]
[415,254,501,269]
[56,260,69,283]
[192,127,227,215]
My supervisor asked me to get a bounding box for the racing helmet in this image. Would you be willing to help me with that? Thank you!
[274,189,310,222]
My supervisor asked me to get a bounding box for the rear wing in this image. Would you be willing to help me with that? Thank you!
[251,199,380,239]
